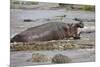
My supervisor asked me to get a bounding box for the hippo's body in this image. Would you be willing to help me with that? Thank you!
[11,22,84,42]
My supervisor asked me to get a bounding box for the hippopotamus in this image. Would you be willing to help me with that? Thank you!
[11,22,84,42]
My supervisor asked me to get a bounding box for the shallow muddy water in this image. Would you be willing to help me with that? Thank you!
[10,49,95,67]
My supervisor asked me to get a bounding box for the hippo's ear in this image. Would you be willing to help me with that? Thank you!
[67,24,70,26]
[79,22,84,28]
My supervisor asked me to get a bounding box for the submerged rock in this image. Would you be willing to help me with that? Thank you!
[24,19,33,22]
[52,54,72,63]
[31,53,50,62]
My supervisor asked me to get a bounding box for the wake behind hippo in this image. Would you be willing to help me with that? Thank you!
[11,22,84,42]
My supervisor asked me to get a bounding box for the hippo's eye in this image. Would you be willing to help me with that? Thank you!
[63,27,68,31]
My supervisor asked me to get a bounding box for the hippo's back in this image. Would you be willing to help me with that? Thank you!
[11,22,66,42]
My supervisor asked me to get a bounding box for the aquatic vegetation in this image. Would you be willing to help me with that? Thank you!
[81,5,95,11]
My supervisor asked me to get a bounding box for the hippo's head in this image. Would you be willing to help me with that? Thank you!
[63,22,84,39]
[75,22,84,28]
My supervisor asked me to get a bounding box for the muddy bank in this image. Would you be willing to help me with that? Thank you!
[10,39,95,51]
